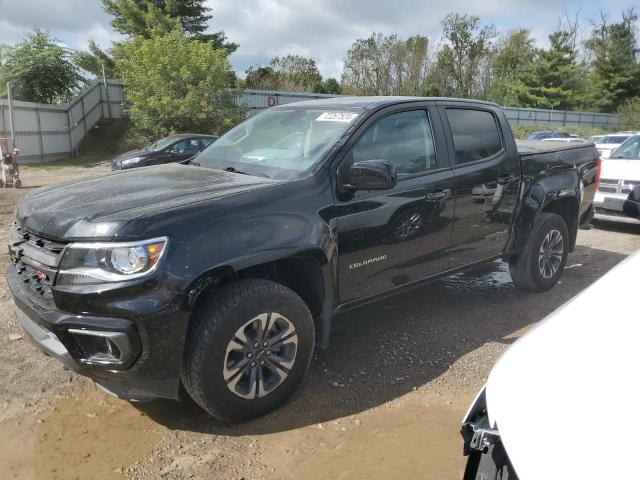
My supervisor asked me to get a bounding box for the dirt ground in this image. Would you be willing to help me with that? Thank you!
[1,164,639,480]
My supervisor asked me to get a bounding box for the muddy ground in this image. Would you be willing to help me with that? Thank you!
[1,164,639,480]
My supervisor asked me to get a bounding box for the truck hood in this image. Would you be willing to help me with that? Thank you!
[15,163,277,241]
[600,158,640,181]
[484,252,640,479]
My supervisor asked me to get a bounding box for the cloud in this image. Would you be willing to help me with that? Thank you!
[0,0,120,50]
[0,0,635,78]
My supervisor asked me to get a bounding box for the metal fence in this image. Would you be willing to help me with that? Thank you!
[0,79,124,163]
[235,89,620,128]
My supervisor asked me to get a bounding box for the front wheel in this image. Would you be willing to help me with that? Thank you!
[509,212,569,292]
[182,279,315,421]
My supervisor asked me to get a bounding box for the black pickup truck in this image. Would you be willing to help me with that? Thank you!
[7,97,599,421]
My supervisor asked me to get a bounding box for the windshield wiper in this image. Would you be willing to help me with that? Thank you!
[224,167,269,178]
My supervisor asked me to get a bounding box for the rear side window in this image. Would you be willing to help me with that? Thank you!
[446,109,503,163]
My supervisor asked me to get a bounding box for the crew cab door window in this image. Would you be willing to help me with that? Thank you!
[351,110,437,175]
[446,109,503,163]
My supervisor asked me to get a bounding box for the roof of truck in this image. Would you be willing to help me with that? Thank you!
[275,96,500,110]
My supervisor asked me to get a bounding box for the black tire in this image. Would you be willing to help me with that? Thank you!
[182,278,315,421]
[509,212,569,292]
[14,179,21,188]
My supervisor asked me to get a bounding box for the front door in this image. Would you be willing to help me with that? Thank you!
[335,106,455,303]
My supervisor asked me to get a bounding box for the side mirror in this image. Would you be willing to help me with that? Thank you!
[347,159,398,191]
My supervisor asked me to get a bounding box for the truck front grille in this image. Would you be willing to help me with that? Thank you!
[8,222,67,299]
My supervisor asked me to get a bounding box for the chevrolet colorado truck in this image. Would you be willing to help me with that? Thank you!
[7,97,599,421]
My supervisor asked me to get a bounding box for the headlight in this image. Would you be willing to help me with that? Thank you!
[120,157,142,166]
[57,237,168,285]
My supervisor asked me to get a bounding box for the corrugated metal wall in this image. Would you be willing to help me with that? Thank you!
[0,79,124,163]
[235,89,620,128]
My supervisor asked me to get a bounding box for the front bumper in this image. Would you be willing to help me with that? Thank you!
[593,192,640,223]
[6,265,188,401]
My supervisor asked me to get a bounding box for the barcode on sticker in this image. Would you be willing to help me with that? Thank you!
[316,112,359,123]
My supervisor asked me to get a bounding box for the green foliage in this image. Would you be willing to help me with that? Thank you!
[0,29,83,103]
[103,0,237,52]
[74,39,116,78]
[114,31,244,138]
[313,78,341,94]
[509,123,611,140]
[430,14,494,98]
[618,98,640,130]
[519,30,585,110]
[486,29,536,106]
[246,55,322,92]
[342,33,431,95]
[584,10,640,113]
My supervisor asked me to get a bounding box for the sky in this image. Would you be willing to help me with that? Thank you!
[0,0,636,79]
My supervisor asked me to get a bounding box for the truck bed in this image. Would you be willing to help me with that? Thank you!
[516,140,597,158]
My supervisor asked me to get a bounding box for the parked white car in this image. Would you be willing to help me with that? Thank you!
[461,251,640,479]
[593,134,640,222]
[594,132,638,158]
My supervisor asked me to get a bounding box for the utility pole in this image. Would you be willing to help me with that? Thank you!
[7,82,15,143]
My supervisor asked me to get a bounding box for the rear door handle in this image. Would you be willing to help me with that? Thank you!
[426,189,448,201]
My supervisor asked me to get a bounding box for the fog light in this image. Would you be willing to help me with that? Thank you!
[68,329,132,366]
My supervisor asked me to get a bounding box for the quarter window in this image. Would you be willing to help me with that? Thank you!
[446,109,503,163]
[350,110,437,175]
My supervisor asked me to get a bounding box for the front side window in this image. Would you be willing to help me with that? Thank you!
[447,109,503,163]
[350,110,437,175]
[170,139,200,154]
[611,136,640,160]
[195,108,362,179]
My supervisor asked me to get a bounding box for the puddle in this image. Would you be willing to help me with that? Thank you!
[0,390,164,480]
[445,260,513,292]
[259,395,467,480]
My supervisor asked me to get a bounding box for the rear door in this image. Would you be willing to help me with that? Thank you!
[334,103,455,303]
[438,103,521,268]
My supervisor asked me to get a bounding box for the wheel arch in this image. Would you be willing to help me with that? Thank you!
[185,249,332,349]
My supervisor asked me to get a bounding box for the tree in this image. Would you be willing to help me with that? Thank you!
[313,78,341,94]
[618,97,640,130]
[342,33,431,95]
[74,39,116,78]
[486,29,536,106]
[245,55,322,92]
[584,10,640,112]
[115,31,243,138]
[103,0,237,52]
[0,29,82,103]
[245,65,279,90]
[431,14,494,98]
[519,28,585,110]
[269,55,322,92]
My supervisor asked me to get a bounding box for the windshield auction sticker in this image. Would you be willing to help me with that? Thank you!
[315,112,359,123]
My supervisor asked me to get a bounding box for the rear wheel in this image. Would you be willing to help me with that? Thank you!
[14,179,21,188]
[182,279,315,421]
[509,213,569,292]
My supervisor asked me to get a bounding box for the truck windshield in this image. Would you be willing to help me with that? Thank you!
[194,107,362,179]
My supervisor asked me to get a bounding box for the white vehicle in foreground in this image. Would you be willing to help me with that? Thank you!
[594,132,638,158]
[593,134,640,222]
[461,251,640,479]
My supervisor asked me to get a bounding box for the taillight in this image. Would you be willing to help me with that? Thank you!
[595,158,602,192]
